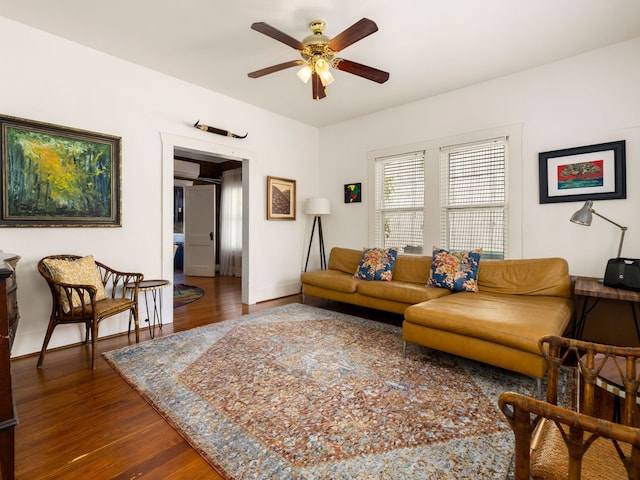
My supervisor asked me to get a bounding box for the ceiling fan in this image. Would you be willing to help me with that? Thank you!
[248,18,390,100]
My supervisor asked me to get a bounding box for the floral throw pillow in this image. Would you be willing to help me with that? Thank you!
[427,247,482,292]
[43,255,108,312]
[353,247,399,281]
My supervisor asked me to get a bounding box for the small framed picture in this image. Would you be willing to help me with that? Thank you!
[538,140,626,204]
[267,176,296,220]
[344,183,361,203]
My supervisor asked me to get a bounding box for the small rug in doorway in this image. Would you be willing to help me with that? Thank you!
[173,284,204,308]
[104,303,548,479]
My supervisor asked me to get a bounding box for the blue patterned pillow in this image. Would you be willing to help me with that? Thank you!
[353,247,399,281]
[427,247,482,292]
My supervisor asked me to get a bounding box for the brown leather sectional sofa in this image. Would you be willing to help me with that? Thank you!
[301,247,573,379]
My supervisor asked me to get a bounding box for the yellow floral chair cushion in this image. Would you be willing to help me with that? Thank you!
[43,255,108,312]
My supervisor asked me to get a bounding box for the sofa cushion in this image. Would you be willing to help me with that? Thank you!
[353,247,398,281]
[404,292,573,355]
[357,280,453,304]
[327,247,363,275]
[427,247,482,292]
[301,270,360,293]
[391,254,433,284]
[477,258,572,298]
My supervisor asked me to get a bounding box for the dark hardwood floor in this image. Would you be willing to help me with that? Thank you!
[11,274,402,479]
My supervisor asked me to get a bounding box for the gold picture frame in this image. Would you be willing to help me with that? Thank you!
[267,176,296,220]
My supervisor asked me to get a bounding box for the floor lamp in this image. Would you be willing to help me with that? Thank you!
[304,197,331,271]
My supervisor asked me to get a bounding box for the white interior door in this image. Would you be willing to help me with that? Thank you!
[184,184,216,276]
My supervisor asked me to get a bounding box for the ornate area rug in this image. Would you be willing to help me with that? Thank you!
[173,283,204,308]
[104,303,539,479]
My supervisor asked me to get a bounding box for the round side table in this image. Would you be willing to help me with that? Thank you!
[126,279,171,339]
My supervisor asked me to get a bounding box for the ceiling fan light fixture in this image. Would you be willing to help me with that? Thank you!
[296,64,313,83]
[313,57,334,86]
[319,68,334,86]
[315,58,329,73]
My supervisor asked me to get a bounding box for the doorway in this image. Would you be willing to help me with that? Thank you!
[173,156,241,277]
[161,132,252,305]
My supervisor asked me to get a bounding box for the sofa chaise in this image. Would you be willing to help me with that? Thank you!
[301,247,573,380]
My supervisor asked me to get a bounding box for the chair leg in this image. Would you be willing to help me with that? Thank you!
[90,321,99,370]
[37,318,58,368]
[132,305,140,343]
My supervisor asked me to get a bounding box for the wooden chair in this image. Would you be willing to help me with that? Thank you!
[37,255,144,370]
[499,335,640,479]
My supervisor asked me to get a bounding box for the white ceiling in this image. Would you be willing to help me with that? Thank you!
[2,0,639,127]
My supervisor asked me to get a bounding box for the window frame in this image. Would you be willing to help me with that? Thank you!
[367,125,522,259]
[439,137,509,259]
[372,150,426,253]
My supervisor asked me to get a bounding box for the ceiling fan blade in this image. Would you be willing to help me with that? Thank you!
[327,18,378,52]
[248,60,302,78]
[251,22,305,50]
[311,72,326,100]
[333,59,390,84]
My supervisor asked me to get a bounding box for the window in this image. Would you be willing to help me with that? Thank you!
[373,151,425,254]
[370,134,512,259]
[439,138,507,259]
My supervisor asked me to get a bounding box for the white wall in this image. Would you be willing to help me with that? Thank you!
[3,14,639,358]
[0,17,319,357]
[319,37,640,279]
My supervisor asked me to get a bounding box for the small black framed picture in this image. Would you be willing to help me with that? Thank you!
[344,183,361,203]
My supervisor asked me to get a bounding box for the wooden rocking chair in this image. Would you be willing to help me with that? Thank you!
[37,254,143,370]
[499,335,640,479]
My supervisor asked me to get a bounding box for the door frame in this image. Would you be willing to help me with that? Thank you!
[161,132,252,307]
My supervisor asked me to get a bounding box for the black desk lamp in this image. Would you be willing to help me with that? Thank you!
[570,200,640,290]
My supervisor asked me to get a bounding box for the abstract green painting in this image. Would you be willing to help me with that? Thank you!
[0,115,121,226]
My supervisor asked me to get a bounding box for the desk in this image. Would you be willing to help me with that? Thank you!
[573,276,640,342]
[126,279,171,339]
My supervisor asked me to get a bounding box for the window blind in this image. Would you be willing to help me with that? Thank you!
[440,139,507,259]
[374,151,425,253]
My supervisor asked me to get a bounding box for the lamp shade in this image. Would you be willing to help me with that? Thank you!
[570,200,593,226]
[296,64,313,84]
[304,197,331,215]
